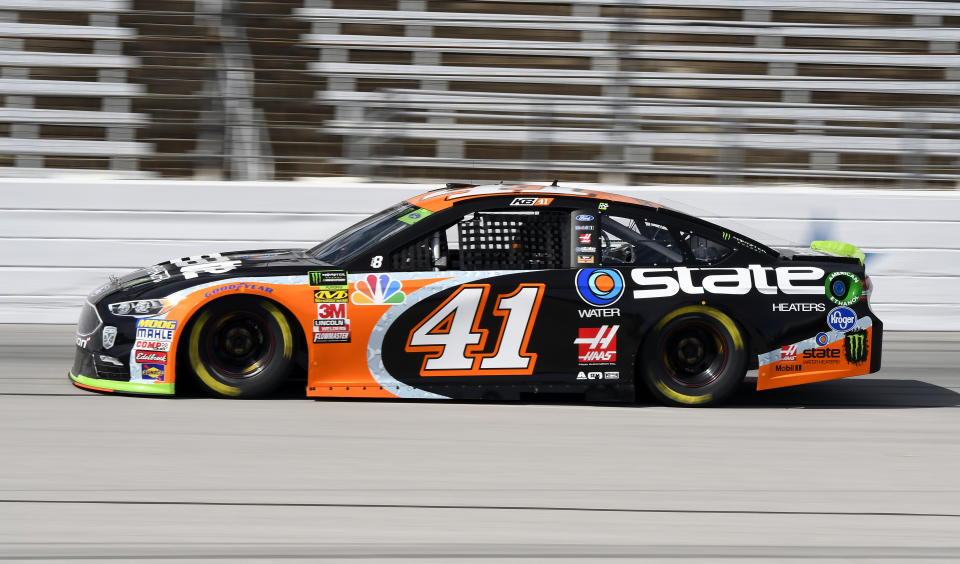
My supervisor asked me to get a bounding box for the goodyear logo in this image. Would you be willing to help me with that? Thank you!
[136,319,178,330]
[204,283,274,298]
[844,330,868,364]
[315,289,348,303]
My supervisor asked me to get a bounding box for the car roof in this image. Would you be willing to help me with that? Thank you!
[406,183,662,212]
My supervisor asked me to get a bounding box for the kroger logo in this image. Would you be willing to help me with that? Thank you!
[827,306,857,332]
[575,214,594,222]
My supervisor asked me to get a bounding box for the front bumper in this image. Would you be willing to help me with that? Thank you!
[70,348,174,395]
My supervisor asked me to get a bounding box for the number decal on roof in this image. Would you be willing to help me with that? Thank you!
[406,283,545,376]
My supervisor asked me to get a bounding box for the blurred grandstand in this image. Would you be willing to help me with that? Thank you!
[1,0,958,186]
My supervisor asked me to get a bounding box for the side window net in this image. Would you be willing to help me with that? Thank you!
[390,233,447,272]
[458,211,566,270]
[682,231,733,264]
[600,216,683,266]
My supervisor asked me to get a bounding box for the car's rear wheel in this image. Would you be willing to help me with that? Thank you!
[186,296,294,398]
[640,305,747,407]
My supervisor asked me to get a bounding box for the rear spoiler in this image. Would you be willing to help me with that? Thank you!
[810,240,865,266]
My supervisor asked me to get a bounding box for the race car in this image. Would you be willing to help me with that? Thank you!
[71,183,882,406]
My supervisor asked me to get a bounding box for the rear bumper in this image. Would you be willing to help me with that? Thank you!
[756,313,882,391]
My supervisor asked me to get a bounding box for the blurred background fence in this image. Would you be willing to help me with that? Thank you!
[1,0,958,186]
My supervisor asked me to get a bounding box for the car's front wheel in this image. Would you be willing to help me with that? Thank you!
[186,296,294,398]
[640,305,747,407]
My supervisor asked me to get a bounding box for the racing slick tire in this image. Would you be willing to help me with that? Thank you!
[640,305,747,407]
[185,296,295,398]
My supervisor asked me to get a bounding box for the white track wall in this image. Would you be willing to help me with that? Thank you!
[0,178,957,329]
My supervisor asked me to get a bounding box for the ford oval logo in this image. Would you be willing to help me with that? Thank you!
[575,214,594,222]
[827,306,857,332]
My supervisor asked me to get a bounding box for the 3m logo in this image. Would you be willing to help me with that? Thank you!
[317,303,347,319]
[314,289,348,303]
[780,345,798,361]
[574,325,618,364]
[844,331,868,364]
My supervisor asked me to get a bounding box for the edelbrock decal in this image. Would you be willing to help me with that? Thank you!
[631,266,825,299]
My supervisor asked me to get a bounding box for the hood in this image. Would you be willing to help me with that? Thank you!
[92,248,328,301]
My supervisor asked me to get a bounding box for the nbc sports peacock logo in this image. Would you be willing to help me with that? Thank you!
[844,330,868,364]
[351,274,406,305]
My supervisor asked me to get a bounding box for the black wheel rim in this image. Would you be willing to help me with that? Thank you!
[660,321,727,388]
[203,311,275,379]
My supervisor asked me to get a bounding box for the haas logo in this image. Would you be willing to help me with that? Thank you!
[779,345,798,361]
[574,325,618,364]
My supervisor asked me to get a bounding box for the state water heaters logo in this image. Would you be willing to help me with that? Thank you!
[351,274,406,305]
[575,269,624,307]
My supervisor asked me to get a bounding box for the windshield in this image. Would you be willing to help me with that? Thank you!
[309,202,415,265]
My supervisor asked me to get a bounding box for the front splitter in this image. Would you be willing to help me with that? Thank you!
[69,372,175,395]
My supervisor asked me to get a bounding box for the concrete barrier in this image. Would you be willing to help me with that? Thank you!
[1,178,957,329]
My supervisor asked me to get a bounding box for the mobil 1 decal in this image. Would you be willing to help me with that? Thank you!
[380,272,575,388]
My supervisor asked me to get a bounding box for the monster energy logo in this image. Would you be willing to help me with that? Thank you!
[844,331,868,364]
[721,232,731,241]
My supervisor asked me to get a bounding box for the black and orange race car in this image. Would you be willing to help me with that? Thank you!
[71,183,882,406]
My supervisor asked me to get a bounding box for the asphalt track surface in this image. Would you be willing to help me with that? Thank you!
[1,325,959,563]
